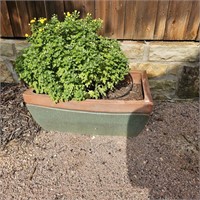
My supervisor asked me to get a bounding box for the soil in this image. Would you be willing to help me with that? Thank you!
[105,74,143,100]
[0,83,199,200]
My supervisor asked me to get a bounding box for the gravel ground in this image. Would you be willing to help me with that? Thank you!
[0,84,199,200]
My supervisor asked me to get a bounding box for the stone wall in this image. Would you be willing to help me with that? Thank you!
[1,39,199,100]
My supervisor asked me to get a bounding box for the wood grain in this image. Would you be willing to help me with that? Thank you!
[95,0,112,37]
[164,1,193,40]
[123,0,136,39]
[2,0,200,40]
[0,1,13,37]
[153,0,169,40]
[110,0,126,39]
[6,1,23,37]
[184,1,200,40]
[132,0,158,40]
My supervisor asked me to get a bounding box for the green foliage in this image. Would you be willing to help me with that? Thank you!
[15,11,129,102]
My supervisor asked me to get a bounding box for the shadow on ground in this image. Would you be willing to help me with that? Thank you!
[126,101,199,199]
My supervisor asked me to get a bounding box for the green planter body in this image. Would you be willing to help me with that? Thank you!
[23,71,153,136]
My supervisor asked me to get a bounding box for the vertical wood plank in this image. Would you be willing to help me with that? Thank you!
[123,0,137,39]
[0,0,13,37]
[164,1,193,40]
[35,1,47,18]
[26,1,37,21]
[64,0,86,18]
[15,1,30,36]
[132,0,158,40]
[6,1,23,37]
[184,1,200,40]
[95,0,112,37]
[44,0,64,20]
[196,25,200,41]
[110,0,126,39]
[153,0,169,40]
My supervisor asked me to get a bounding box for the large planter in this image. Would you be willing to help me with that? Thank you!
[23,70,153,136]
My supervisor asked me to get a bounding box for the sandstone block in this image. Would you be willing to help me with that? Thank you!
[129,62,169,78]
[15,40,29,54]
[149,79,177,100]
[0,42,14,57]
[120,41,144,60]
[149,42,199,62]
[0,61,14,83]
[177,65,199,98]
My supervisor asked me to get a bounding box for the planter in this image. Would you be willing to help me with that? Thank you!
[23,70,153,136]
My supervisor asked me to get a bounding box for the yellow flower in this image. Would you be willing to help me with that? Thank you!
[38,18,47,24]
[30,19,36,23]
[25,33,29,37]
[67,12,71,17]
[39,28,42,32]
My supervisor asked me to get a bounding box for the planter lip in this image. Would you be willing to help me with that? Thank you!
[23,70,153,114]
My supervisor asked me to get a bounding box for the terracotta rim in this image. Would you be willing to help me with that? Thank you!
[23,70,153,113]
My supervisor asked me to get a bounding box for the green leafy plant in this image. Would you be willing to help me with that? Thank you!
[15,11,129,102]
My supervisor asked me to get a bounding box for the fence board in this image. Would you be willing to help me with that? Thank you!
[64,0,89,18]
[110,0,126,39]
[1,0,199,40]
[164,1,193,40]
[95,0,112,37]
[15,1,30,36]
[132,0,158,40]
[45,0,64,20]
[0,1,13,37]
[196,25,200,41]
[184,1,200,40]
[26,1,37,21]
[35,1,47,18]
[153,0,169,40]
[6,1,23,37]
[123,1,136,39]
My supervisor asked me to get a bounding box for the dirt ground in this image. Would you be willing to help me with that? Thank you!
[0,84,199,200]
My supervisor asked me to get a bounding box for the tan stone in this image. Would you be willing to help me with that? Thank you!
[120,41,144,60]
[129,62,168,78]
[15,41,29,54]
[0,43,14,57]
[149,42,199,62]
[0,61,14,83]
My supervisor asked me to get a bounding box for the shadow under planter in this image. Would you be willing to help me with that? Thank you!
[23,71,153,136]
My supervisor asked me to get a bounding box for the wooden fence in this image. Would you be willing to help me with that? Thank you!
[1,0,200,40]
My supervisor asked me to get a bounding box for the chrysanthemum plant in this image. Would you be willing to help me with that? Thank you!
[15,11,129,102]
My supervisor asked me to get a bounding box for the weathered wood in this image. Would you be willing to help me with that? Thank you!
[164,1,193,40]
[0,1,13,37]
[6,1,23,37]
[26,1,37,21]
[95,0,112,37]
[35,1,47,18]
[132,0,158,40]
[1,0,200,40]
[44,0,64,20]
[153,0,169,40]
[184,1,200,40]
[64,0,86,18]
[110,0,126,39]
[15,1,30,36]
[196,25,200,41]
[123,0,136,39]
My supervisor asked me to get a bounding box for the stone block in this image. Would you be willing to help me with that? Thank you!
[0,42,14,57]
[15,40,29,54]
[177,65,199,98]
[149,79,177,100]
[129,62,168,78]
[149,42,199,62]
[0,61,14,83]
[120,41,144,60]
